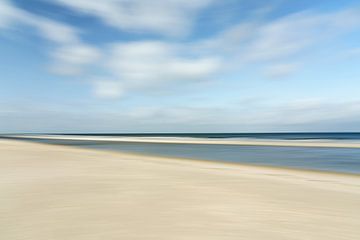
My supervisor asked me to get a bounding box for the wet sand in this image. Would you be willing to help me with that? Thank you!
[0,139,359,240]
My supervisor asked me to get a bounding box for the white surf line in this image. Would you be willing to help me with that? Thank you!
[9,135,360,149]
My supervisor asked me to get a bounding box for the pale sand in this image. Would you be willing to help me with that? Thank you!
[13,134,360,148]
[0,140,360,240]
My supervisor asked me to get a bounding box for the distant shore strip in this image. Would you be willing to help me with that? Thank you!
[9,135,360,149]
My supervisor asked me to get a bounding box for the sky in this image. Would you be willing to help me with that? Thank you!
[1,0,360,133]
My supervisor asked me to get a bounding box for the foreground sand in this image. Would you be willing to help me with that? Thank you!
[0,140,359,240]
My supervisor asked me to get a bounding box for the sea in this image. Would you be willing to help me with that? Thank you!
[3,132,360,174]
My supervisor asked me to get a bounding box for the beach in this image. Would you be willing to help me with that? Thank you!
[1,139,360,240]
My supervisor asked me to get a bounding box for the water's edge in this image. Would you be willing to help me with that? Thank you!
[4,136,360,175]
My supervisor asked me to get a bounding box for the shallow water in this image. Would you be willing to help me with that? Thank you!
[18,138,360,174]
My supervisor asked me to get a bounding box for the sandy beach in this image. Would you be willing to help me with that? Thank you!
[1,139,359,240]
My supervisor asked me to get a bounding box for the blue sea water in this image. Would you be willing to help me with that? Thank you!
[6,133,360,174]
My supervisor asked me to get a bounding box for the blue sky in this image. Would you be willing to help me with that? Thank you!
[1,0,360,133]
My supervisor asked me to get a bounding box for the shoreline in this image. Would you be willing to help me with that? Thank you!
[2,139,359,191]
[8,134,360,148]
[39,139,360,177]
[1,139,360,239]
[5,136,360,175]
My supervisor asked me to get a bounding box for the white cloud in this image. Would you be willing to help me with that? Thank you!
[2,0,360,100]
[0,0,79,43]
[245,15,315,61]
[55,0,214,36]
[131,99,360,128]
[0,0,20,28]
[194,22,256,55]
[191,7,360,78]
[4,98,360,132]
[0,0,101,76]
[93,81,124,98]
[99,41,221,94]
[50,44,101,75]
[28,18,79,44]
[244,9,360,62]
[211,8,360,62]
[268,99,360,125]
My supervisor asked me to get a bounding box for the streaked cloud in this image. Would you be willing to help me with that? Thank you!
[54,0,214,36]
[3,98,360,132]
[1,0,360,132]
[2,0,360,93]
[191,7,360,79]
[97,41,221,97]
[92,81,124,98]
[0,0,100,76]
[0,0,78,43]
[50,44,101,76]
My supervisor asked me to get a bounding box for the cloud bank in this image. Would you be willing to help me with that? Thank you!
[1,0,360,131]
[2,0,360,98]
